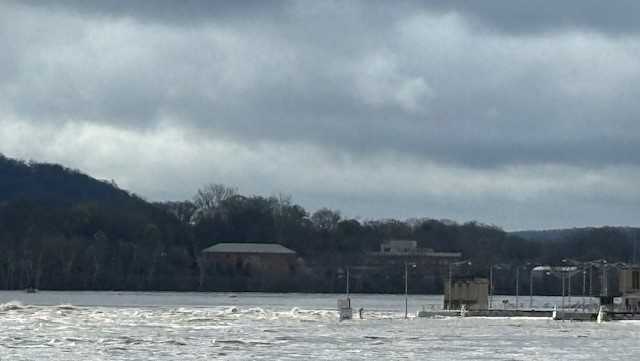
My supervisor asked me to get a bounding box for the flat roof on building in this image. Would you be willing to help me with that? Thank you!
[370,250,462,258]
[202,243,296,255]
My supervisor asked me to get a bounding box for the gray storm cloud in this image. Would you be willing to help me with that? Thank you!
[1,1,639,229]
[15,1,640,34]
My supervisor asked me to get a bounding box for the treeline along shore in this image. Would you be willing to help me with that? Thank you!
[0,154,638,294]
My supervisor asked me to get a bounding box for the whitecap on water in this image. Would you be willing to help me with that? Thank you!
[0,300,26,311]
[244,307,266,315]
[223,306,239,314]
[56,304,79,311]
[1,294,636,360]
[271,307,336,321]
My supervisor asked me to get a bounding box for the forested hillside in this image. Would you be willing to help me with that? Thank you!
[0,154,638,293]
[0,155,140,206]
[512,227,640,243]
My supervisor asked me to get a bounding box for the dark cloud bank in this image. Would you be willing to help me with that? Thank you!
[1,1,639,229]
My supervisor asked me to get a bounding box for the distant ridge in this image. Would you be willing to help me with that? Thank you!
[0,153,144,206]
[511,227,640,242]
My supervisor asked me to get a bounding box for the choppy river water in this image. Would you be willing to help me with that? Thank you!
[0,291,638,360]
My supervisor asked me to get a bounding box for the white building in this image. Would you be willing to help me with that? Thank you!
[379,240,419,254]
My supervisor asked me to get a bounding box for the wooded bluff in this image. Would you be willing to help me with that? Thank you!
[0,154,638,294]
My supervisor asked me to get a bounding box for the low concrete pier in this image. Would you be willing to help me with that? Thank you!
[606,311,640,321]
[471,309,553,318]
[417,308,598,320]
[418,308,640,321]
[418,309,552,318]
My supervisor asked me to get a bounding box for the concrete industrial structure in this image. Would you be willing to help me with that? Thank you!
[444,278,489,310]
[619,266,640,312]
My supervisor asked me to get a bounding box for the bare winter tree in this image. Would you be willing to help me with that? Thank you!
[311,208,341,233]
[191,184,238,222]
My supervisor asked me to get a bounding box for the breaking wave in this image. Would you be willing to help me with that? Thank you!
[0,301,27,311]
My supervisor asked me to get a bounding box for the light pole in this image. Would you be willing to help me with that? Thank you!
[489,264,501,310]
[489,265,494,309]
[568,272,572,306]
[582,268,586,308]
[404,261,416,319]
[601,260,608,296]
[515,267,520,311]
[528,265,545,310]
[448,263,453,310]
[589,265,593,297]
[514,265,530,310]
[346,266,350,301]
[561,272,565,310]
[560,259,568,310]
[529,269,534,309]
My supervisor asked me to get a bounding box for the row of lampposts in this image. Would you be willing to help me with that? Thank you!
[409,260,478,315]
[489,264,531,310]
[491,263,578,310]
[344,258,622,317]
[411,259,473,313]
[489,259,619,310]
[343,262,419,319]
[404,261,416,318]
[345,260,473,318]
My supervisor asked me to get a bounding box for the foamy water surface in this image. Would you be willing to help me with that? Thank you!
[0,292,638,360]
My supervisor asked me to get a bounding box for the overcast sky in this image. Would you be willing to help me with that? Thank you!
[1,1,639,230]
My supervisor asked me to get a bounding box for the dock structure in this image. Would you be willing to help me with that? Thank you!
[418,308,552,318]
[416,307,638,321]
[418,260,640,322]
[417,304,640,322]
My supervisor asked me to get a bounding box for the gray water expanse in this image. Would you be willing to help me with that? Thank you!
[0,291,638,360]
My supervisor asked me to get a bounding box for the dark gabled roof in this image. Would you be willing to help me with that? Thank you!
[201,243,296,255]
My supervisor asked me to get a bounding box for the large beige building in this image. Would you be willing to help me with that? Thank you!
[202,243,298,276]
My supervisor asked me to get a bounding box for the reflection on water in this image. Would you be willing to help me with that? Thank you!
[0,292,638,360]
